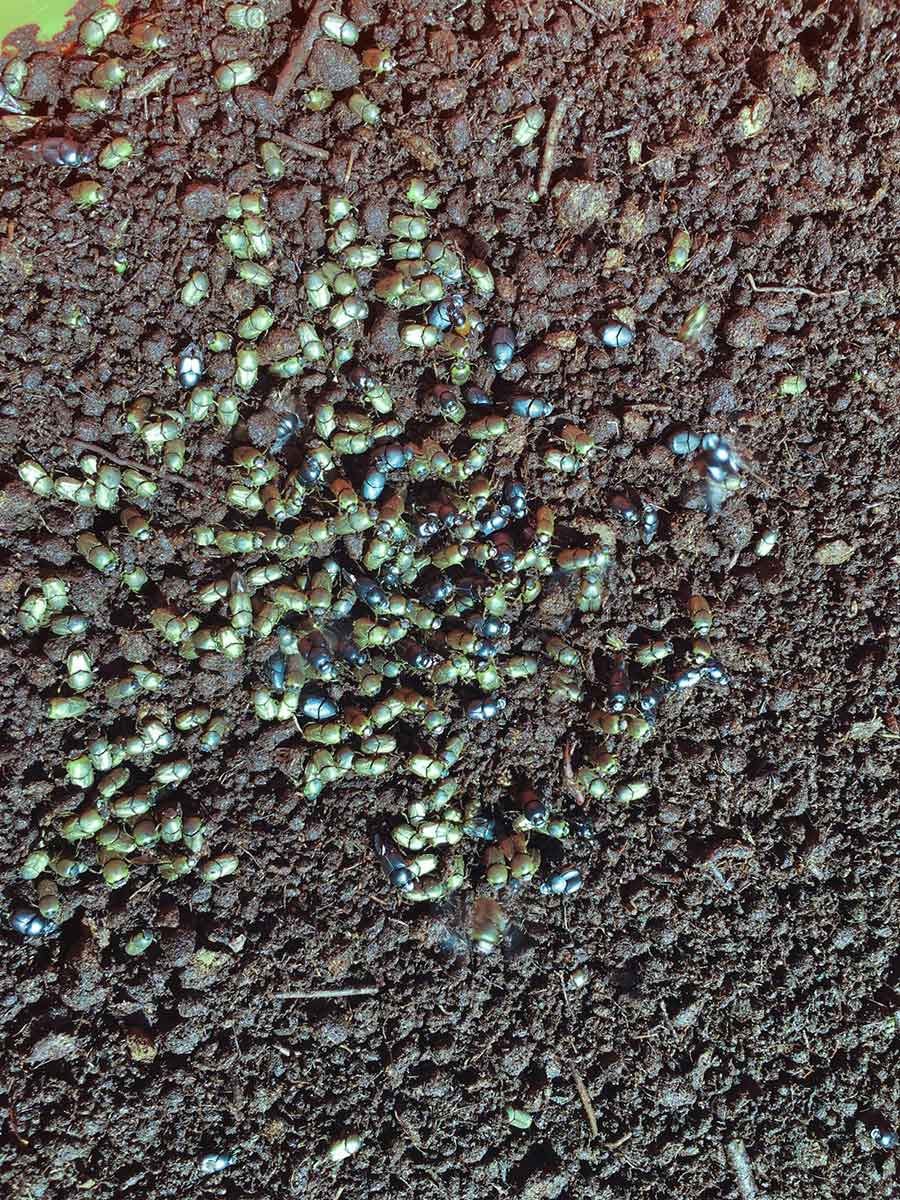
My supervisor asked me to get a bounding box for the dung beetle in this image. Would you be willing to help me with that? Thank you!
[1,80,27,115]
[490,531,516,572]
[703,661,729,686]
[416,567,454,606]
[665,426,701,456]
[395,638,439,670]
[10,908,56,937]
[346,570,388,612]
[488,325,516,370]
[299,633,335,676]
[411,514,441,540]
[466,614,510,639]
[465,813,499,841]
[672,668,702,691]
[871,1128,899,1151]
[540,866,583,895]
[464,385,493,408]
[21,135,92,167]
[296,456,323,485]
[271,411,303,452]
[199,1153,236,1175]
[609,492,639,524]
[428,294,465,331]
[373,831,415,890]
[346,363,376,392]
[471,638,498,660]
[521,792,547,827]
[503,481,527,519]
[510,393,553,420]
[299,685,338,721]
[600,321,635,349]
[361,469,386,501]
[466,696,507,721]
[266,652,287,691]
[475,508,510,535]
[607,655,630,712]
[642,504,659,545]
[333,625,368,667]
[371,443,412,472]
[176,343,204,389]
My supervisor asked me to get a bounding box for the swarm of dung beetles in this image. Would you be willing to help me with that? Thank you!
[10,28,737,943]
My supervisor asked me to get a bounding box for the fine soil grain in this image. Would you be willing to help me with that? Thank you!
[1,2,899,1198]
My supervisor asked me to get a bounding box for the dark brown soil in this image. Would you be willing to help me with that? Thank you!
[2,1,899,1197]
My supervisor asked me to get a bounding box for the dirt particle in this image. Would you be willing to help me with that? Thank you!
[815,539,855,566]
[179,948,231,989]
[246,407,284,449]
[271,186,307,222]
[396,130,441,170]
[210,34,246,64]
[723,308,768,350]
[544,329,577,351]
[308,39,361,91]
[360,198,389,238]
[28,1031,82,1065]
[848,717,882,740]
[433,78,466,110]
[446,113,471,154]
[767,49,819,97]
[647,329,684,371]
[526,344,562,375]
[368,309,401,356]
[552,179,612,232]
[125,1027,158,1062]
[179,183,227,221]
[618,195,647,244]
[235,86,280,126]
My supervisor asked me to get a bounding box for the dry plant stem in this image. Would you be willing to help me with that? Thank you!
[65,439,204,493]
[344,147,356,187]
[272,130,329,161]
[274,986,381,999]
[562,739,586,807]
[123,63,176,101]
[536,98,569,196]
[725,1139,758,1200]
[273,0,332,104]
[570,0,604,18]
[746,273,849,298]
[571,1067,599,1137]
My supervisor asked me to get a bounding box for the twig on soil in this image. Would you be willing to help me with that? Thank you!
[536,98,570,196]
[65,439,204,494]
[602,124,633,139]
[746,273,849,299]
[7,1106,29,1148]
[725,1138,758,1200]
[562,739,586,807]
[271,130,329,161]
[344,147,357,187]
[273,986,381,1000]
[273,0,331,105]
[570,1066,599,1137]
[570,0,604,19]
[122,63,177,102]
[606,1131,632,1150]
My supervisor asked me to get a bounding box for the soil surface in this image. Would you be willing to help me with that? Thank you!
[2,1,899,1198]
